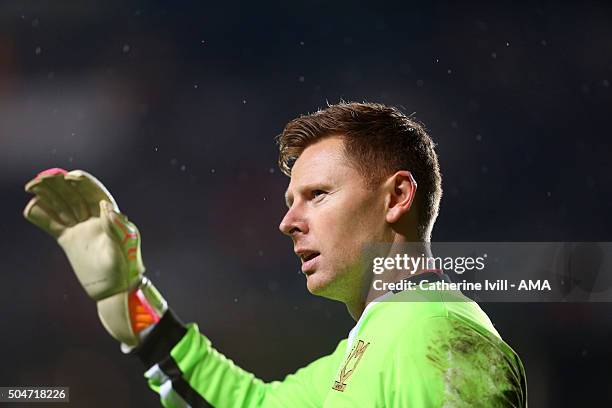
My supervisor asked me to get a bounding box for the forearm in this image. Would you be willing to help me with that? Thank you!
[134,310,335,408]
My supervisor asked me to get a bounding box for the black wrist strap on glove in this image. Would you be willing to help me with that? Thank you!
[132,308,187,367]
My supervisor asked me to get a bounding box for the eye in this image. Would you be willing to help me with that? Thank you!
[311,189,327,200]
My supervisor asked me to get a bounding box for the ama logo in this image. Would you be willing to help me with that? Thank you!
[518,280,551,290]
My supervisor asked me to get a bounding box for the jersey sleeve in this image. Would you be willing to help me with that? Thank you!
[388,315,527,408]
[132,309,346,408]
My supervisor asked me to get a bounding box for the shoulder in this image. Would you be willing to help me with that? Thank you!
[360,294,519,377]
[364,290,500,340]
[369,300,526,407]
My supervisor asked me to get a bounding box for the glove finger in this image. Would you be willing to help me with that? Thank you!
[39,174,90,222]
[99,200,116,239]
[25,180,78,227]
[29,173,89,223]
[65,170,119,217]
[23,197,67,238]
[24,167,68,192]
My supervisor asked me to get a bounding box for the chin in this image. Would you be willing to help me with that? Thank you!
[305,274,328,295]
[305,272,345,302]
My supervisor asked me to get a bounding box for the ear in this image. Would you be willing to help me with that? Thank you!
[385,171,417,224]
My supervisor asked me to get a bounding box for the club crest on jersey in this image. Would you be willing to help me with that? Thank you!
[332,339,370,392]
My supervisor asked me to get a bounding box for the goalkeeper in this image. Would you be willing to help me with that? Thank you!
[24,102,527,407]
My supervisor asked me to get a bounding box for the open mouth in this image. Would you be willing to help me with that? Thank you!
[300,252,320,263]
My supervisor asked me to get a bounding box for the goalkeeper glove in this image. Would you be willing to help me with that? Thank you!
[23,168,167,348]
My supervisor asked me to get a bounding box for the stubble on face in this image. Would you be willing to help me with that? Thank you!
[282,136,388,305]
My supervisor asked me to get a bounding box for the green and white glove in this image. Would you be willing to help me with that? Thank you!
[23,168,167,348]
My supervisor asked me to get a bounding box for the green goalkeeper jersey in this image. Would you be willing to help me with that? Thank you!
[134,272,527,407]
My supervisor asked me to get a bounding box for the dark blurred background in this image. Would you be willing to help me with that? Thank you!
[1,1,611,406]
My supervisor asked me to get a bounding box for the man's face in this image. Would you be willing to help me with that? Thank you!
[279,136,388,303]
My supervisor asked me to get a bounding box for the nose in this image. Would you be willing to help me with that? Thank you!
[279,206,308,236]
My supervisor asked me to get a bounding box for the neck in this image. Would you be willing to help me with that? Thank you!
[346,236,432,321]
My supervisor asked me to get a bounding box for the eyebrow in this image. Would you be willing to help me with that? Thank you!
[284,181,334,209]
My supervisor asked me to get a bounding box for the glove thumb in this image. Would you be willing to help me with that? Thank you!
[99,199,145,280]
[100,200,135,245]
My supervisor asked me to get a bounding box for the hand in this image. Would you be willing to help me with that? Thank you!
[23,168,165,346]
